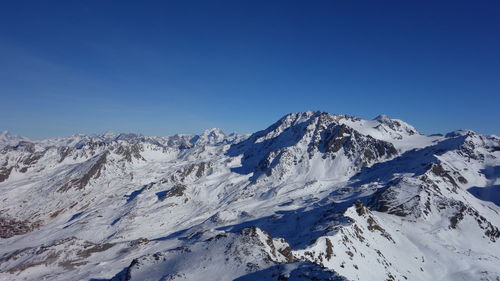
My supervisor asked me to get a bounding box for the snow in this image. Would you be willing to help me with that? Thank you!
[0,131,30,148]
[0,112,499,281]
[339,115,443,152]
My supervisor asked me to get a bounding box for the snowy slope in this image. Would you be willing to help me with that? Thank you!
[0,112,499,281]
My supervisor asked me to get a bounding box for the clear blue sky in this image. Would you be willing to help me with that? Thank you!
[1,0,499,139]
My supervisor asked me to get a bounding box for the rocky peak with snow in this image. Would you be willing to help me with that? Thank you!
[373,114,420,137]
[0,112,499,281]
[228,112,400,183]
[0,131,29,148]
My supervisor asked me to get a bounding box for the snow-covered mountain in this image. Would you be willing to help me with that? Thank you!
[0,111,499,281]
[0,131,30,149]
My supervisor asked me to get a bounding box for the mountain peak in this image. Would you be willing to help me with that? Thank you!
[0,130,29,146]
[101,130,117,139]
[445,129,476,138]
[371,114,421,137]
[201,127,225,137]
[374,114,390,122]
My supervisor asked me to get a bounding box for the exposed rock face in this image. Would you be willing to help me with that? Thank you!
[0,112,499,281]
[0,217,41,239]
[166,184,187,198]
[58,152,109,192]
[322,124,397,163]
[228,112,399,182]
[168,161,212,183]
[0,237,113,273]
[0,166,12,183]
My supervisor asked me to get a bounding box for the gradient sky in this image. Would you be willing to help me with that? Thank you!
[1,0,499,139]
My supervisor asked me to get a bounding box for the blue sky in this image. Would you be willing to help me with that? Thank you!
[1,0,499,139]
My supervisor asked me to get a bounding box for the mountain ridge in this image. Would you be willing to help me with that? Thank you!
[0,112,499,281]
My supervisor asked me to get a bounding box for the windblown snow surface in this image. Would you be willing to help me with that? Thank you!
[1,111,499,281]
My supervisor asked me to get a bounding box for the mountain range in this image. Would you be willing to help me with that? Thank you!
[0,111,499,281]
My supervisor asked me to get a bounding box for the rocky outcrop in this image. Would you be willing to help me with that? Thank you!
[0,216,41,239]
[0,237,114,273]
[58,152,108,192]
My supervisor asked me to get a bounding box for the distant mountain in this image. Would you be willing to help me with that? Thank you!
[0,131,30,148]
[0,112,499,281]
